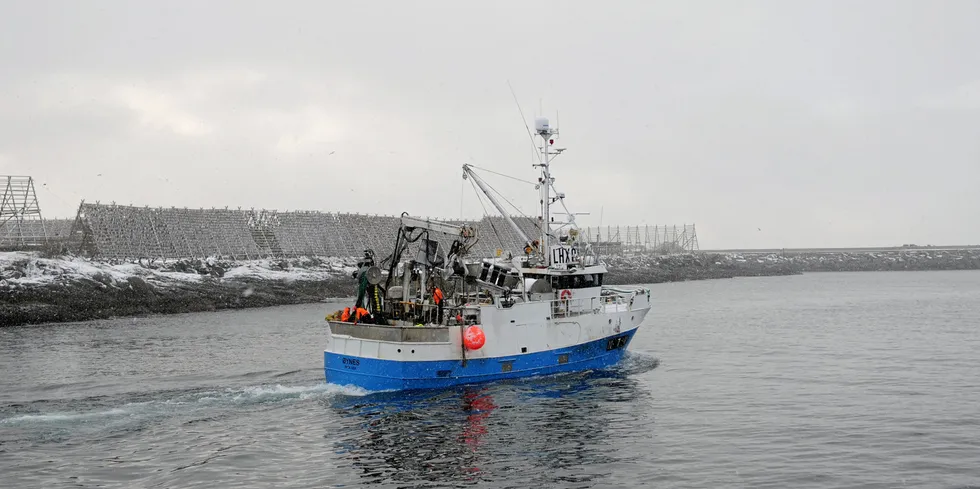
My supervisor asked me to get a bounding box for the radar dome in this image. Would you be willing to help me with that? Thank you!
[534,117,550,135]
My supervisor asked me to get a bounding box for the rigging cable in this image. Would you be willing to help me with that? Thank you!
[475,174,546,242]
[507,80,542,165]
[467,164,537,186]
[468,178,507,255]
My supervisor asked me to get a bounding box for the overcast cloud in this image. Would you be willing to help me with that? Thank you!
[2,0,979,248]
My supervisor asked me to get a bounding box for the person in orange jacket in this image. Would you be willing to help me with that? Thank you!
[354,307,371,324]
[432,286,444,324]
[340,307,351,322]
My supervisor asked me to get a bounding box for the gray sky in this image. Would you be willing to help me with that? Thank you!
[2,1,978,249]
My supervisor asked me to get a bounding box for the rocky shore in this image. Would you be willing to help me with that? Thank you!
[0,254,354,327]
[3,248,980,327]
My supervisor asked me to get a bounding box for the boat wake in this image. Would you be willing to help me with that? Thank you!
[615,350,661,376]
[0,379,368,436]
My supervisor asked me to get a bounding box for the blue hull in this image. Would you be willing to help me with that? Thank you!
[324,329,637,391]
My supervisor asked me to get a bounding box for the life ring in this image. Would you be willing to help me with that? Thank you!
[560,289,572,301]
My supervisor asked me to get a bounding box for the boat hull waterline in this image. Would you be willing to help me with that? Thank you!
[325,327,639,392]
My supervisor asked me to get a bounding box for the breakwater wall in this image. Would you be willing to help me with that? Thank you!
[3,248,980,327]
[603,248,980,284]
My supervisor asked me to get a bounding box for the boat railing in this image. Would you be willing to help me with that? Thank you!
[387,300,481,326]
[600,289,636,304]
[547,290,638,318]
[466,287,640,318]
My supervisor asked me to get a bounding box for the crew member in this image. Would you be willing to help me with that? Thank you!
[341,307,351,322]
[433,286,444,324]
[354,307,371,324]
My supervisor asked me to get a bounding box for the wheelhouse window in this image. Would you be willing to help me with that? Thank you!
[535,273,603,290]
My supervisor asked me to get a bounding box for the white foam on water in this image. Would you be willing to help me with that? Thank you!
[229,382,370,402]
[617,350,661,375]
[0,382,370,427]
[1,406,136,425]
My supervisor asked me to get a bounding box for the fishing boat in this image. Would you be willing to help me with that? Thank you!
[323,116,652,391]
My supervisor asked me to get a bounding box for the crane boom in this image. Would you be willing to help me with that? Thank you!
[400,215,464,236]
[461,164,533,246]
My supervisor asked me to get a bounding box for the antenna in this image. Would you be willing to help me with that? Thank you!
[507,81,541,164]
[597,206,603,260]
[598,206,603,240]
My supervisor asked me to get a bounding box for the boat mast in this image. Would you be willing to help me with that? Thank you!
[535,117,555,263]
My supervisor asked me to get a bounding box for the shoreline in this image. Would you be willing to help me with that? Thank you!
[3,249,980,327]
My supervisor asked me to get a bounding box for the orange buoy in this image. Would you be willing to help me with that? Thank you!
[463,325,485,350]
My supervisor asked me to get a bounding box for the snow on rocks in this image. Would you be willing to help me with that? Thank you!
[0,251,356,292]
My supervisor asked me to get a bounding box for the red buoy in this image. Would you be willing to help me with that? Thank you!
[463,325,485,350]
